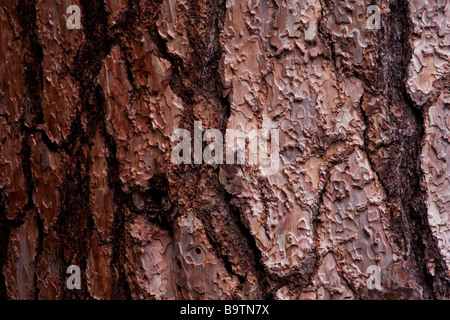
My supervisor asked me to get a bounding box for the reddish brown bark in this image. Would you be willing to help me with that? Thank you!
[0,0,449,299]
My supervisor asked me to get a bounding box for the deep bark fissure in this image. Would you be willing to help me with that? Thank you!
[58,150,93,299]
[57,0,113,299]
[16,0,44,127]
[101,109,133,300]
[225,197,273,298]
[146,0,196,106]
[100,120,132,299]
[368,0,449,298]
[391,0,448,299]
[167,0,274,298]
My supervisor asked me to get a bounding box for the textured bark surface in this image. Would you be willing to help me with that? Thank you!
[0,0,449,299]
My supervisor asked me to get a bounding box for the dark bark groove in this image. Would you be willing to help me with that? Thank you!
[0,0,448,300]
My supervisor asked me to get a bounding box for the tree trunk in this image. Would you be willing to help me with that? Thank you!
[0,0,449,300]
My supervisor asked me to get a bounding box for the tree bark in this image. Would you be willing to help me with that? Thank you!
[0,0,449,299]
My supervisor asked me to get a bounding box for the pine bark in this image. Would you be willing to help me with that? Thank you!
[0,0,449,299]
